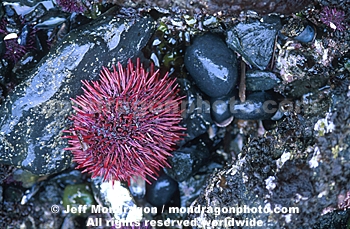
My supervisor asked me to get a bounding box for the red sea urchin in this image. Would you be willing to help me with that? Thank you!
[64,58,185,183]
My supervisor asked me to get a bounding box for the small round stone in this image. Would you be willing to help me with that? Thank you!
[210,95,234,126]
[146,173,178,207]
[232,92,278,120]
[185,33,238,98]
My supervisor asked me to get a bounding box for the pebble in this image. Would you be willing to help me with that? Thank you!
[146,173,178,207]
[184,33,238,98]
[246,70,281,91]
[165,136,212,182]
[210,95,234,126]
[232,92,278,120]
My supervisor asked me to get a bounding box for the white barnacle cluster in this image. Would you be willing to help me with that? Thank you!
[275,41,307,83]
[313,112,335,137]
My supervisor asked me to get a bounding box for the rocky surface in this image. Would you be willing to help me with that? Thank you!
[0,9,155,175]
[0,0,349,228]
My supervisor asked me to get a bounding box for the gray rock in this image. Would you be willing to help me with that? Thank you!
[232,92,277,120]
[0,9,155,175]
[226,20,279,70]
[210,95,234,126]
[246,70,280,91]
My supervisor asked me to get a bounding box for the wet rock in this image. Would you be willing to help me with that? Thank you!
[190,79,350,228]
[315,210,350,229]
[146,173,178,207]
[262,119,279,130]
[61,214,79,229]
[38,181,63,205]
[189,166,271,228]
[0,186,34,228]
[3,185,24,202]
[226,20,279,70]
[179,174,209,208]
[4,5,15,17]
[23,2,50,22]
[232,92,277,120]
[0,9,155,175]
[117,0,313,16]
[0,164,15,184]
[246,70,280,91]
[0,34,5,57]
[0,2,3,19]
[210,95,234,126]
[165,136,212,182]
[184,33,238,98]
[178,78,213,141]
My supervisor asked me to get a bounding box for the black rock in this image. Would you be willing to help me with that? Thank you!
[146,173,178,207]
[246,70,280,91]
[165,136,212,182]
[184,33,238,98]
[210,95,234,126]
[178,78,213,142]
[315,210,350,229]
[232,91,278,120]
[226,20,279,70]
[0,9,155,175]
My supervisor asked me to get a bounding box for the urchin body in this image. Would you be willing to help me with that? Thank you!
[64,59,184,183]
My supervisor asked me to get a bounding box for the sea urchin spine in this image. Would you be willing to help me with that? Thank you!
[64,58,185,183]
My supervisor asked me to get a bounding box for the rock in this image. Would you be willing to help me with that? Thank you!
[179,175,209,208]
[246,70,280,91]
[115,0,313,16]
[38,181,63,205]
[189,84,350,228]
[50,170,84,186]
[4,185,24,202]
[146,173,178,207]
[165,136,212,182]
[210,95,234,126]
[178,78,213,142]
[184,33,238,98]
[226,20,279,70]
[232,92,277,120]
[0,9,155,175]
